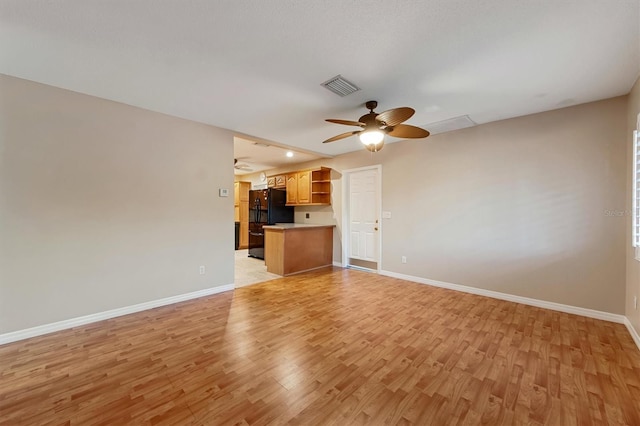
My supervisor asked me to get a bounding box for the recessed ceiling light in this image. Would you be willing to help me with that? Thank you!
[286,151,294,158]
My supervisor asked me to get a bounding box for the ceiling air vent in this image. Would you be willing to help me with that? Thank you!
[321,75,360,97]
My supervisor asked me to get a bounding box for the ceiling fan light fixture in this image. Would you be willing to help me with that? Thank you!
[359,130,384,146]
[364,140,384,153]
[323,100,428,153]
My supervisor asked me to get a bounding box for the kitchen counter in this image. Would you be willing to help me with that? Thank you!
[263,223,335,230]
[263,224,335,276]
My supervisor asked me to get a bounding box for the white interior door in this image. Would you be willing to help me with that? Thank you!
[348,168,379,263]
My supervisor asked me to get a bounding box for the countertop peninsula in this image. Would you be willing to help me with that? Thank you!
[263,223,336,230]
[263,223,335,276]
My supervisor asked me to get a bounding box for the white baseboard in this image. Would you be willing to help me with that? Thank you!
[379,270,626,324]
[332,261,343,267]
[624,317,640,351]
[347,264,377,273]
[0,284,235,345]
[5,275,639,353]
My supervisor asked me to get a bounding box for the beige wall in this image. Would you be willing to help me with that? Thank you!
[1,72,628,335]
[262,97,628,314]
[0,75,235,334]
[626,75,640,334]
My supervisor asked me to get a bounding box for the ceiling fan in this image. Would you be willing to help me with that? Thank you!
[234,159,253,171]
[323,100,430,152]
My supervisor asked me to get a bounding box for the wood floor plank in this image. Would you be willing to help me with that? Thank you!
[1,267,639,425]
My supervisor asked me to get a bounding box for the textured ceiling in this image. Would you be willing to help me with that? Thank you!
[1,1,639,156]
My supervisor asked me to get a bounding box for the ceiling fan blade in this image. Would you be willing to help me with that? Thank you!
[323,130,361,143]
[326,119,365,127]
[387,124,430,139]
[375,107,415,127]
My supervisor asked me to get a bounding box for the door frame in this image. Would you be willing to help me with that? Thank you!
[341,164,382,272]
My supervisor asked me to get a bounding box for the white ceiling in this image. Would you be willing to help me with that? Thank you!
[233,136,323,175]
[1,1,639,156]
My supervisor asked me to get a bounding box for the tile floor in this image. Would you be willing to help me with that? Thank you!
[234,249,281,288]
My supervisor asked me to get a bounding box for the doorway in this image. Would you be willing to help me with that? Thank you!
[342,165,382,271]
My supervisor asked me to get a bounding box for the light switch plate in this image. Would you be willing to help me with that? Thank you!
[382,211,392,219]
[219,188,229,197]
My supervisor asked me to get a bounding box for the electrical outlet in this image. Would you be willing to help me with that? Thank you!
[199,265,205,275]
[401,256,407,264]
[306,213,310,219]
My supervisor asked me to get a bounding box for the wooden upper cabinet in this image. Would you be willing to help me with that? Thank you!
[286,174,298,204]
[310,168,331,205]
[283,167,331,206]
[268,168,332,206]
[234,182,240,205]
[268,174,286,189]
[296,171,311,204]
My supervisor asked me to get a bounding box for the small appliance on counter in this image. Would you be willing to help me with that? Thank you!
[248,188,294,259]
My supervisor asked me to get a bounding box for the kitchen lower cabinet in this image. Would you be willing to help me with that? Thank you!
[263,224,334,276]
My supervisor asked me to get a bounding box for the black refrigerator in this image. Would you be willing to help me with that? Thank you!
[248,188,294,259]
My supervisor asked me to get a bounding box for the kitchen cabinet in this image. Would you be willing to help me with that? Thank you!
[296,171,311,204]
[283,167,331,206]
[263,224,335,276]
[267,174,286,189]
[286,173,298,204]
[234,181,251,249]
[310,168,331,205]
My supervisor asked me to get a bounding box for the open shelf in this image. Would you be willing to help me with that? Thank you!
[274,167,332,206]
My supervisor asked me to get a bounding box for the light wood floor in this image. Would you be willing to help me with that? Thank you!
[1,268,640,425]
